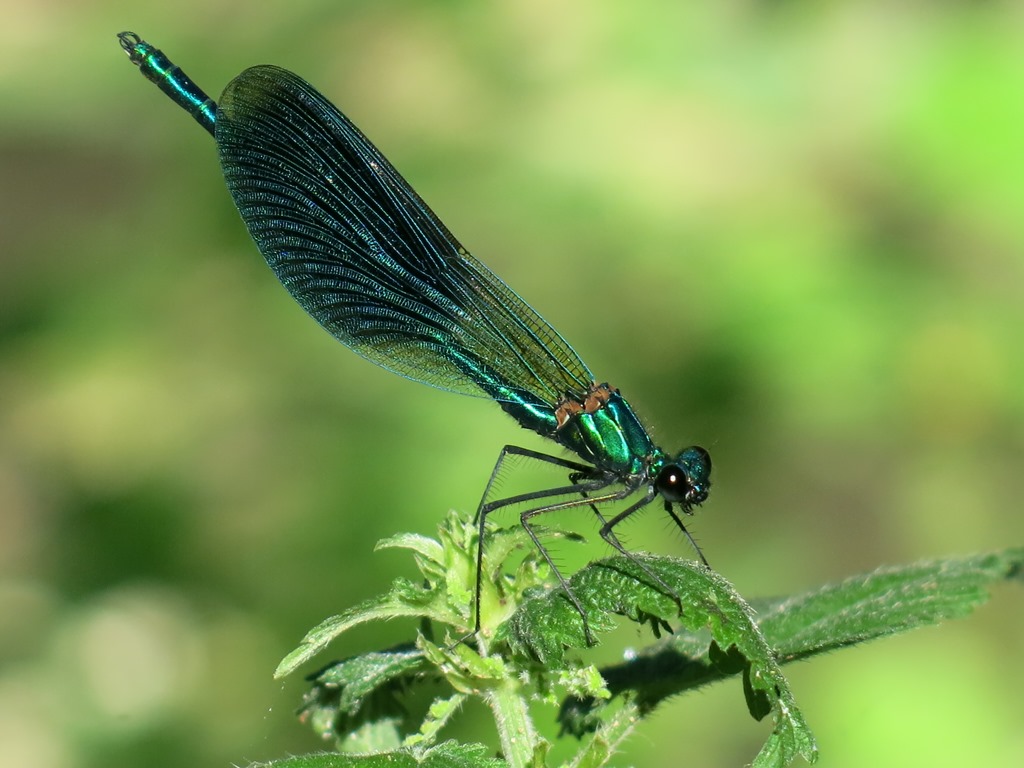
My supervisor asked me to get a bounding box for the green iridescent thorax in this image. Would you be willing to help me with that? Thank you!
[553,389,657,475]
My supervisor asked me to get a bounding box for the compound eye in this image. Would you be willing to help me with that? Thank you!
[655,446,712,506]
[655,464,690,503]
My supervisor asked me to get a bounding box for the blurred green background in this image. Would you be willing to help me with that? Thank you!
[2,1,1022,766]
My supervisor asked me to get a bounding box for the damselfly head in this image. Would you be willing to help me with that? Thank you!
[655,445,712,508]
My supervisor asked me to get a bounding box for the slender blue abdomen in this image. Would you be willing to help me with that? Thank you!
[118,33,216,136]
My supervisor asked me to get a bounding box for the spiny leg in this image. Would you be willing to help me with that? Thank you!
[467,445,613,642]
[516,486,637,644]
[568,477,685,616]
[594,490,695,618]
[473,445,598,524]
[664,501,710,568]
[567,472,614,539]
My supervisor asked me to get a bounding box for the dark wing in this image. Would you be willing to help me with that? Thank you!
[214,65,591,406]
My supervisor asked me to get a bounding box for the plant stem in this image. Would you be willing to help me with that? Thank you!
[483,680,541,768]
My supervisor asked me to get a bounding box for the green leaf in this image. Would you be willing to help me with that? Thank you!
[558,548,1023,765]
[277,514,549,678]
[754,548,1024,660]
[503,554,818,766]
[276,589,440,678]
[418,741,508,768]
[375,532,445,564]
[300,645,428,744]
[565,699,641,768]
[404,693,467,748]
[280,502,1021,768]
[336,719,404,755]
[244,741,506,767]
